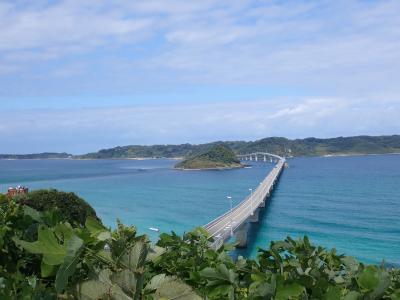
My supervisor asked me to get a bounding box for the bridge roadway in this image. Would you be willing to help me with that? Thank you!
[203,153,285,249]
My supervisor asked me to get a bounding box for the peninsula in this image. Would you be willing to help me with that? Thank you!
[77,135,400,159]
[2,135,400,160]
[175,144,243,170]
[0,152,72,160]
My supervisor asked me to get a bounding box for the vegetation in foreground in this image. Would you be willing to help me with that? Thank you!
[175,144,243,170]
[1,190,399,299]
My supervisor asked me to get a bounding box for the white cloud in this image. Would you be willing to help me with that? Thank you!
[1,97,399,153]
[0,0,399,151]
[0,1,154,53]
[1,0,399,90]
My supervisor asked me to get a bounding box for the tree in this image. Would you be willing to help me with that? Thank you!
[16,189,98,226]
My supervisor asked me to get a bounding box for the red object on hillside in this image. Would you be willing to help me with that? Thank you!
[6,186,29,197]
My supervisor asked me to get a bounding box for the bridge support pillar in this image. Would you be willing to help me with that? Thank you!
[255,155,258,161]
[250,156,253,161]
[264,155,266,162]
[235,222,248,248]
[249,208,259,222]
[259,200,265,208]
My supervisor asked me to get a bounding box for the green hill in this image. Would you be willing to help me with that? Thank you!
[0,152,72,159]
[6,135,400,160]
[175,144,243,170]
[77,135,400,159]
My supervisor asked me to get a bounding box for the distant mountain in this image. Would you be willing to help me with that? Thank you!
[77,141,250,159]
[0,152,72,159]
[77,135,400,159]
[175,144,243,170]
[3,135,400,160]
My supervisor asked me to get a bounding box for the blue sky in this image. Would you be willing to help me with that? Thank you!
[1,0,400,154]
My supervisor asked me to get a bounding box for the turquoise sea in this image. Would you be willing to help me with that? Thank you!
[0,155,399,265]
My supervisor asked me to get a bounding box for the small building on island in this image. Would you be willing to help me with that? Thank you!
[6,186,29,197]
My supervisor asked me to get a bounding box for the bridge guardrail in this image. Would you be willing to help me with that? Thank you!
[203,153,285,247]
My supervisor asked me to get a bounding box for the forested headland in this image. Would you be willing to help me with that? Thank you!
[78,135,400,159]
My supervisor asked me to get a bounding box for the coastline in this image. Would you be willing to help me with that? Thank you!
[174,164,245,171]
[1,152,400,161]
[73,156,185,160]
[320,152,400,158]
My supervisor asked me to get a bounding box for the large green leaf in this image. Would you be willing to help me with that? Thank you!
[275,282,305,300]
[112,270,138,299]
[208,284,234,299]
[13,225,67,265]
[147,245,166,262]
[344,291,361,300]
[54,222,74,242]
[23,206,42,223]
[341,256,360,273]
[249,281,274,298]
[323,286,341,300]
[85,216,111,241]
[358,266,380,290]
[41,261,57,278]
[145,274,168,291]
[55,235,84,292]
[119,238,148,270]
[200,264,238,284]
[75,269,132,300]
[357,265,391,299]
[112,239,148,299]
[366,269,391,299]
[145,275,202,300]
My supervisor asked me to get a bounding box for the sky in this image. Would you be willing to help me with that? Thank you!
[1,0,400,154]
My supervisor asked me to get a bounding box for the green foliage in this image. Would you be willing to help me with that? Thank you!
[149,232,400,299]
[1,199,197,299]
[16,189,98,226]
[175,144,242,169]
[1,198,400,299]
[0,194,7,204]
[0,199,59,298]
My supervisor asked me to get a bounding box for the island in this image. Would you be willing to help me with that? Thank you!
[174,144,243,170]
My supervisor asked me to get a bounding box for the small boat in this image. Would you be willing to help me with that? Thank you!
[149,227,159,232]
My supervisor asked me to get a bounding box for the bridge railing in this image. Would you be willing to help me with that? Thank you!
[203,154,285,247]
[236,152,283,161]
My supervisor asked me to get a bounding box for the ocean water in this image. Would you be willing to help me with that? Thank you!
[0,155,399,265]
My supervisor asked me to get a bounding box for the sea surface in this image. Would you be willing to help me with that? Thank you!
[0,155,399,265]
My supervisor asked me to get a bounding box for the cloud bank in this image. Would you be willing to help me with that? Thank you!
[0,0,399,152]
[1,1,400,96]
[1,97,399,154]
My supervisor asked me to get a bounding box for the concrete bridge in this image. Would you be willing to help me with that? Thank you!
[203,152,286,249]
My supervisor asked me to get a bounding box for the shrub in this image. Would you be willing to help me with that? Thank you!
[0,193,7,204]
[0,199,200,299]
[16,189,98,226]
[1,195,399,299]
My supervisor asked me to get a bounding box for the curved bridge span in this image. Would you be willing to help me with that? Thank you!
[203,153,286,249]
